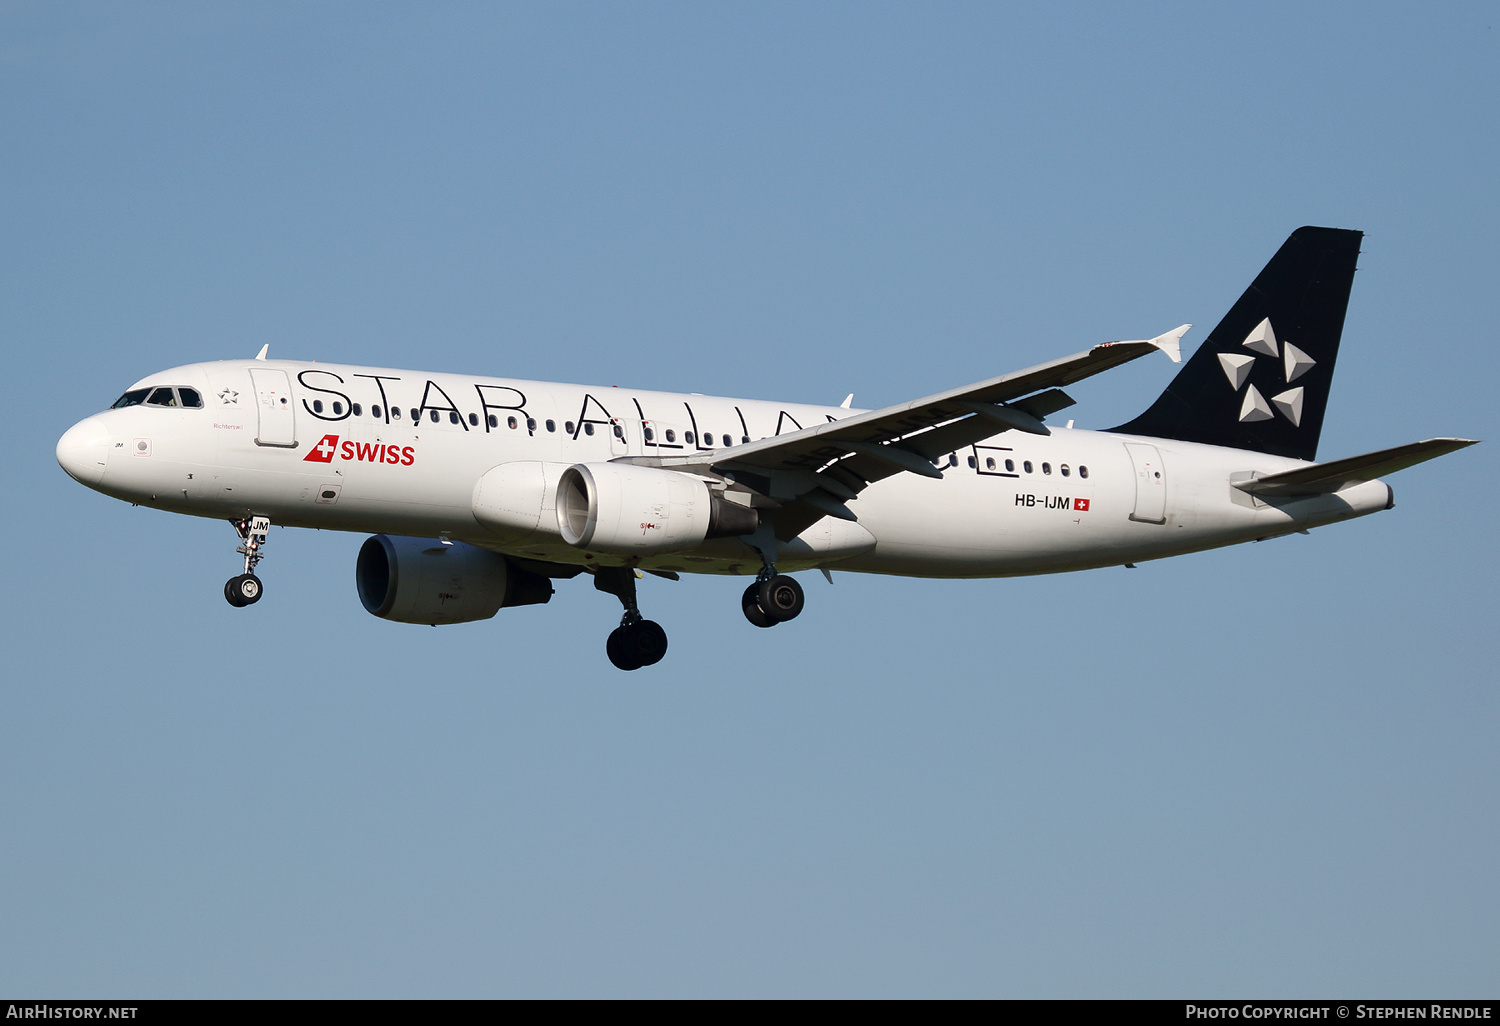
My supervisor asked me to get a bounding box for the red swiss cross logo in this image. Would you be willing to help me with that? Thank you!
[1073,498,1091,512]
[304,434,340,463]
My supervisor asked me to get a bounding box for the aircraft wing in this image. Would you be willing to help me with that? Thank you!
[1234,438,1479,498]
[624,325,1189,534]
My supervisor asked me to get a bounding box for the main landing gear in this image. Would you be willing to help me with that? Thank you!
[741,572,805,628]
[224,515,270,607]
[594,566,668,671]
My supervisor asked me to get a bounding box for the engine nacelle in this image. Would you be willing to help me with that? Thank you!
[471,460,573,544]
[356,535,553,625]
[556,462,758,556]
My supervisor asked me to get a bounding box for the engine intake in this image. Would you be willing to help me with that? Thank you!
[356,535,553,625]
[556,462,757,556]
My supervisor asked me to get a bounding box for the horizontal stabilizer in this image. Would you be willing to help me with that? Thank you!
[1234,438,1478,497]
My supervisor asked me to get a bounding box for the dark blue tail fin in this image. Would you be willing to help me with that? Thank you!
[1109,226,1363,462]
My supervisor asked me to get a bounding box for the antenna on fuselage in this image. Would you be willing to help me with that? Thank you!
[254,344,269,361]
[840,394,854,409]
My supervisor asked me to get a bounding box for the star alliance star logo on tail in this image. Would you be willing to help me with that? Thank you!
[1218,318,1316,427]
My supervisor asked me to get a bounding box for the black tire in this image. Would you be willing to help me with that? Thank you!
[757,575,804,622]
[607,626,643,671]
[627,620,669,667]
[742,583,776,628]
[224,577,247,607]
[230,574,263,606]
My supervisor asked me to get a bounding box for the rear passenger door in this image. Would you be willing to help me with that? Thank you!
[1124,442,1167,524]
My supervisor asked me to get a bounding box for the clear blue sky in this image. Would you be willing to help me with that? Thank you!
[2,1,1495,997]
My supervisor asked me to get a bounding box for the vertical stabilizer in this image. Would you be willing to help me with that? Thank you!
[1109,226,1363,461]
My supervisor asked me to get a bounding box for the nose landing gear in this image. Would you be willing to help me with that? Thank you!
[224,516,270,607]
[594,566,669,671]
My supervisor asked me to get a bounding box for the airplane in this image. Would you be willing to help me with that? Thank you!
[56,226,1477,670]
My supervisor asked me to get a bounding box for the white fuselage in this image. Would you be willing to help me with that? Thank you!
[58,358,1393,578]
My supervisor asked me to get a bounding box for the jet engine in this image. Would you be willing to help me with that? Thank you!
[471,460,573,544]
[355,534,553,625]
[555,462,758,556]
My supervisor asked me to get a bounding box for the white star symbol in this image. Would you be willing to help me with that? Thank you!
[1222,318,1314,426]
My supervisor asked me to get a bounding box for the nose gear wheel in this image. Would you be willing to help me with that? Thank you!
[225,574,263,607]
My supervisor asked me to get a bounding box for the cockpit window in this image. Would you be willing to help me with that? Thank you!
[111,388,151,409]
[113,386,204,409]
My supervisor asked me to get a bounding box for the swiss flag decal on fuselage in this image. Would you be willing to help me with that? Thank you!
[304,434,340,462]
[1074,498,1091,512]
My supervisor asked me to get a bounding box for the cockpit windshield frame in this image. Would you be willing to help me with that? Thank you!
[110,386,204,410]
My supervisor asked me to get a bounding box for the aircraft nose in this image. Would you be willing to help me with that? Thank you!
[57,416,112,486]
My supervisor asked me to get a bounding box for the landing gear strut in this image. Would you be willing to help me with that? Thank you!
[594,566,668,671]
[224,515,270,607]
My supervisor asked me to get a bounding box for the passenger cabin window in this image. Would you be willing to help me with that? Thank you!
[644,427,655,441]
[1061,464,1070,477]
[584,422,595,436]
[111,388,151,409]
[565,421,575,434]
[351,403,362,416]
[1023,461,1033,474]
[506,416,516,429]
[390,407,401,419]
[468,413,479,427]
[1079,465,1089,479]
[1005,459,1015,472]
[665,429,676,442]
[527,418,537,432]
[1042,463,1051,475]
[313,400,324,413]
[546,420,556,433]
[333,401,344,416]
[372,405,382,418]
